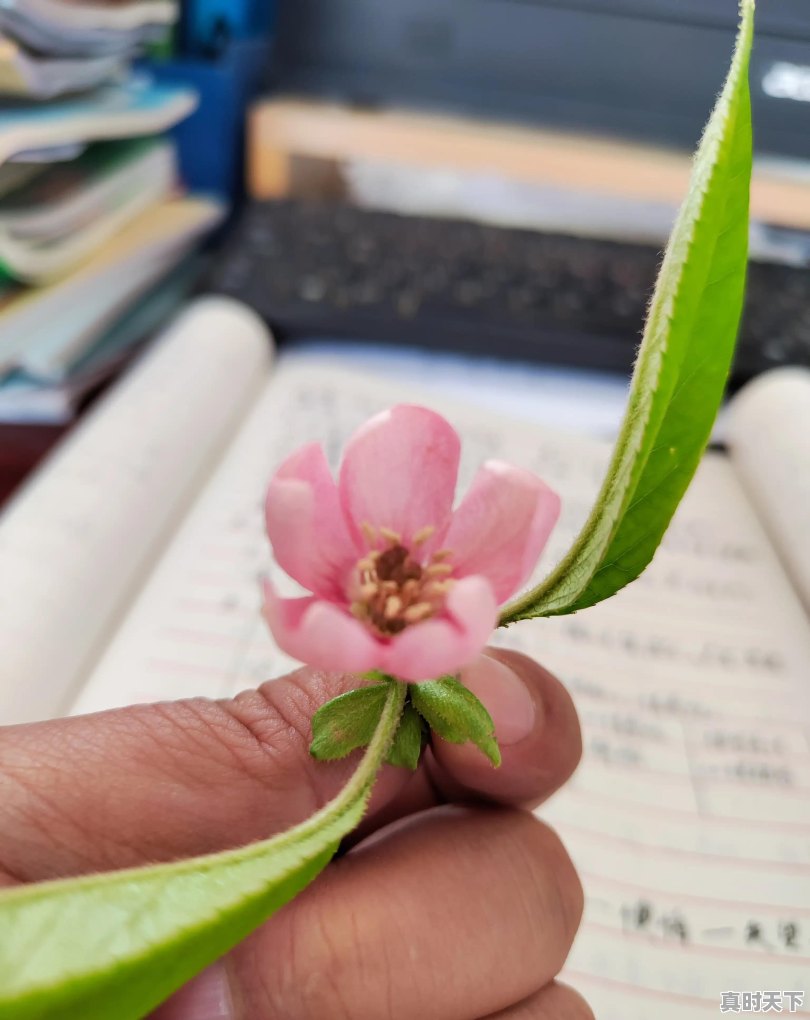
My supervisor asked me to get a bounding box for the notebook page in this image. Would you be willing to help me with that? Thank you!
[0,298,271,723]
[727,367,810,615]
[71,359,810,1019]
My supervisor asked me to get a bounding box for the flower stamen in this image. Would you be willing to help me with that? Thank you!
[403,602,434,624]
[348,527,455,637]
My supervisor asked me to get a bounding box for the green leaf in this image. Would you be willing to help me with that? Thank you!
[411,676,501,767]
[500,0,754,624]
[386,702,427,770]
[0,682,407,1020]
[310,682,390,761]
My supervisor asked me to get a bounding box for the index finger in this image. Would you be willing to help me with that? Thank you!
[0,650,579,882]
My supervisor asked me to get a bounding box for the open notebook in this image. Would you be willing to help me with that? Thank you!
[1,297,808,1019]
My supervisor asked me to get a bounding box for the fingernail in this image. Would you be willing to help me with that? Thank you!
[462,654,538,746]
[152,963,234,1020]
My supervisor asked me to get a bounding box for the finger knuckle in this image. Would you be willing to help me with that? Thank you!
[203,669,350,790]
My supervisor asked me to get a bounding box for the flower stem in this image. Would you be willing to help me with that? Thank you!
[293,677,407,842]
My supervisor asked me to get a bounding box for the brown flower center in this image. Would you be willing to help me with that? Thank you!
[349,525,454,637]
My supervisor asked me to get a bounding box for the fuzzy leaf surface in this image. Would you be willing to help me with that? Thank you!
[411,676,501,767]
[386,702,426,770]
[501,0,754,622]
[310,683,390,761]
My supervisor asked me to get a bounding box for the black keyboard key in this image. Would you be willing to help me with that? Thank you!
[209,199,810,384]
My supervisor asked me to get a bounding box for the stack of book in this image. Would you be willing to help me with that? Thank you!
[0,0,226,423]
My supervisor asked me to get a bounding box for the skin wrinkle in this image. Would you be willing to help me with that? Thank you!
[132,704,245,802]
[0,695,294,880]
[103,702,273,867]
[353,859,417,1020]
[0,759,103,878]
[1,768,124,878]
[153,693,324,803]
[309,880,363,1020]
[265,866,399,1020]
[249,867,358,1020]
[151,700,258,780]
[223,676,336,825]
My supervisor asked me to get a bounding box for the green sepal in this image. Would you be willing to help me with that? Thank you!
[309,683,390,761]
[385,702,427,771]
[411,676,502,767]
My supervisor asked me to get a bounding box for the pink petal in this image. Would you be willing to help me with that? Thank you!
[339,405,460,547]
[261,579,382,674]
[382,576,498,681]
[444,461,560,603]
[265,443,358,599]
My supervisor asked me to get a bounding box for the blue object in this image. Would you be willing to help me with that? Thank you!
[180,0,276,56]
[143,38,269,201]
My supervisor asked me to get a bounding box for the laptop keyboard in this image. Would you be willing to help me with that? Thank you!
[211,199,810,384]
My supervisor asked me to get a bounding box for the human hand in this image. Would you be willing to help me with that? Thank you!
[0,648,591,1020]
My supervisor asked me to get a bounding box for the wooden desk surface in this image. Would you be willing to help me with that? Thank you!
[248,97,810,231]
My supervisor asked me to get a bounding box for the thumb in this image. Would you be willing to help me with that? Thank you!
[0,666,411,884]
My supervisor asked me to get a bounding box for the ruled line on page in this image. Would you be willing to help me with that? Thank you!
[559,823,810,871]
[560,786,810,831]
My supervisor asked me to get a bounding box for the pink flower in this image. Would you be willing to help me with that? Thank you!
[262,405,560,682]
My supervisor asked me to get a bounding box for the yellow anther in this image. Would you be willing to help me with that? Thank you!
[360,521,378,545]
[412,524,436,545]
[403,602,434,624]
[384,595,403,619]
[379,526,402,544]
